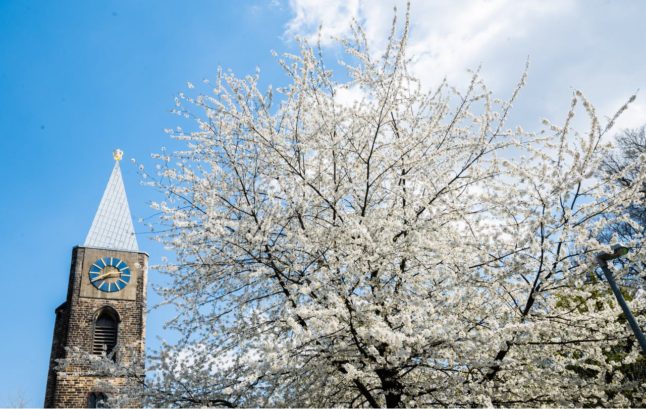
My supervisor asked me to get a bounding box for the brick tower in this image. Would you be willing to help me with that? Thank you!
[44,150,147,408]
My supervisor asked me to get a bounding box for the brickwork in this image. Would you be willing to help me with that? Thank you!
[44,246,147,408]
[47,375,133,408]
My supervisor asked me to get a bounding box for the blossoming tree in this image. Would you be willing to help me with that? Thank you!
[141,16,645,407]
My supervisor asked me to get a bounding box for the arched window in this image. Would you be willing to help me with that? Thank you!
[93,308,118,357]
[87,392,108,408]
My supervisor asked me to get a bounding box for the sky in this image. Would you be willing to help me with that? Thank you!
[0,0,644,406]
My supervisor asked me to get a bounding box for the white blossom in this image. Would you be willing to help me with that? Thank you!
[138,13,645,408]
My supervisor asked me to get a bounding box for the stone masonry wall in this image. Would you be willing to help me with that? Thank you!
[44,246,147,408]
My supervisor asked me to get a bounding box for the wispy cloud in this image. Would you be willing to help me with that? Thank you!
[284,0,645,133]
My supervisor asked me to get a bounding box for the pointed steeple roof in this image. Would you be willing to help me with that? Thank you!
[84,150,139,252]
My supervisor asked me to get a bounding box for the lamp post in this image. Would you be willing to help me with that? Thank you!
[596,246,646,355]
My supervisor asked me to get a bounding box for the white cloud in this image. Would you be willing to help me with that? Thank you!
[285,1,573,84]
[284,0,646,132]
[285,0,361,45]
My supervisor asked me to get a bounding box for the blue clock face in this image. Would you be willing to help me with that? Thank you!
[89,257,131,293]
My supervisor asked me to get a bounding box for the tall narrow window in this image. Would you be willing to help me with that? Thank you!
[93,309,118,356]
[87,392,108,408]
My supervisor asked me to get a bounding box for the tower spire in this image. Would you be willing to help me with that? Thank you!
[84,149,139,251]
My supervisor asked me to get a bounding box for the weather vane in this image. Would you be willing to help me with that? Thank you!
[113,148,123,161]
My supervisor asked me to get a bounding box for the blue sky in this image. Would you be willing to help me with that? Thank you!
[1,0,645,406]
[0,1,291,405]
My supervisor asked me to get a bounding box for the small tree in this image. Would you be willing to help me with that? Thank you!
[601,126,646,286]
[144,15,646,407]
[7,389,29,409]
[592,126,646,405]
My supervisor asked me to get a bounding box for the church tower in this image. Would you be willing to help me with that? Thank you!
[44,150,147,408]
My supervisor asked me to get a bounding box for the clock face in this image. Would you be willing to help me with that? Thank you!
[89,257,131,293]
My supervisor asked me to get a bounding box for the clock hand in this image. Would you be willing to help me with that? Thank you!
[91,271,120,282]
[91,273,107,282]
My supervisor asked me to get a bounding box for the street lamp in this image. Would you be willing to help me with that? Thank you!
[596,246,646,355]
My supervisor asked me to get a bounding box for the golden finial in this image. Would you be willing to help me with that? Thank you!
[113,149,124,161]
